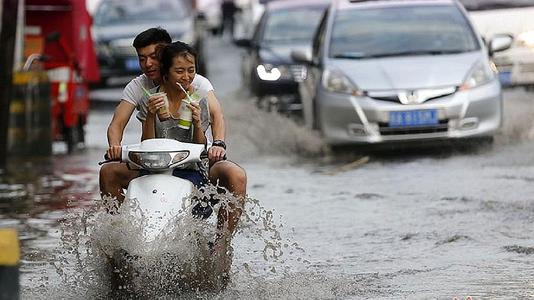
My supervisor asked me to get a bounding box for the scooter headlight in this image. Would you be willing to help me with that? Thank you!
[129,152,172,170]
[128,151,190,170]
[171,151,190,164]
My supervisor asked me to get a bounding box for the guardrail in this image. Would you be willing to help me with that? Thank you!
[8,71,52,156]
[0,228,20,300]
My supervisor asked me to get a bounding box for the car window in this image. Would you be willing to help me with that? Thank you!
[460,0,534,11]
[329,4,480,59]
[312,8,329,59]
[94,0,187,25]
[261,6,325,44]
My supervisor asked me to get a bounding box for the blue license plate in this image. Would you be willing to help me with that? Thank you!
[389,109,438,127]
[498,71,512,86]
[125,58,140,71]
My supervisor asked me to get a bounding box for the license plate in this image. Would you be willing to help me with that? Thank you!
[498,71,512,86]
[125,58,140,71]
[389,109,438,127]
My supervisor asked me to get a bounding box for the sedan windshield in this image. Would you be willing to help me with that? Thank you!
[262,6,325,44]
[94,0,187,25]
[329,5,480,59]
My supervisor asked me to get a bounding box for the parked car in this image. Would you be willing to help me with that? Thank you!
[291,0,512,146]
[234,0,328,113]
[92,0,207,87]
[460,0,534,88]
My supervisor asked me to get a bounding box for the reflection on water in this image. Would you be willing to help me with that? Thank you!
[1,151,330,299]
[3,86,534,299]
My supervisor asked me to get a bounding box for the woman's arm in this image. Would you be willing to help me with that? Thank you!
[190,101,206,144]
[141,113,156,141]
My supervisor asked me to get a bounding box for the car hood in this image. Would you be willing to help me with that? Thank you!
[329,51,483,90]
[259,43,311,64]
[93,20,190,42]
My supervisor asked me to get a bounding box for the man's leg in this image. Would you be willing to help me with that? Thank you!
[208,160,247,238]
[99,162,139,204]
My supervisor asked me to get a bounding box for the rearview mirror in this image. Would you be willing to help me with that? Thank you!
[291,50,312,64]
[233,38,252,48]
[488,34,513,57]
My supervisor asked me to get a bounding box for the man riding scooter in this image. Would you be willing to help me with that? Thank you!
[99,27,247,253]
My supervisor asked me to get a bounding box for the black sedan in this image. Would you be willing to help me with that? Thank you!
[234,0,328,113]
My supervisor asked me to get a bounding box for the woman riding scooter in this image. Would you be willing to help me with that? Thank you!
[136,41,243,254]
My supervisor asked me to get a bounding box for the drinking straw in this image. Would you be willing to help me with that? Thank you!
[136,80,152,97]
[140,85,152,97]
[176,82,194,103]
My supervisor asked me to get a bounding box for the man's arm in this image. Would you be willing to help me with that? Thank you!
[207,90,226,162]
[106,100,136,159]
[207,90,225,141]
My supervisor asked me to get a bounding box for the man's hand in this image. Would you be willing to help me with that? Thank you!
[106,145,122,160]
[209,145,226,162]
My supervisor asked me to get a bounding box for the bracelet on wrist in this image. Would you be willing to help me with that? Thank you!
[212,140,226,150]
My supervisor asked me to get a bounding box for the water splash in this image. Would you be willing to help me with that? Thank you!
[496,88,534,145]
[33,181,314,298]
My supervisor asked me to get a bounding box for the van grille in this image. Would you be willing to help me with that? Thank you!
[290,65,306,82]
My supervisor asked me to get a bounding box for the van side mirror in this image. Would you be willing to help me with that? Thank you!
[291,50,312,65]
[234,38,252,48]
[488,34,513,57]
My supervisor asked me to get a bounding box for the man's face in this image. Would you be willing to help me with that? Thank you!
[136,44,160,82]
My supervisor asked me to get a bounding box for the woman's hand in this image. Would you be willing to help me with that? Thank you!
[148,94,170,119]
[189,101,202,127]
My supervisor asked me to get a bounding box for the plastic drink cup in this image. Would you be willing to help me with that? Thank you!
[177,100,192,129]
[177,92,201,129]
[151,92,170,121]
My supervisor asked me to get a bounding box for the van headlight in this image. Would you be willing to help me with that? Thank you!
[256,64,291,81]
[517,31,534,48]
[459,61,494,91]
[128,151,189,170]
[322,69,364,96]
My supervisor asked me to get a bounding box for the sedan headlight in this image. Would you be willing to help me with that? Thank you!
[129,151,189,170]
[517,31,534,48]
[256,64,291,81]
[459,61,494,91]
[321,69,364,96]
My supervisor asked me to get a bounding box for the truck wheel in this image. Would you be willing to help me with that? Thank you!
[77,116,85,145]
[64,126,77,153]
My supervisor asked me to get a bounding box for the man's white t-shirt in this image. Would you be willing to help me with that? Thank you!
[121,73,214,109]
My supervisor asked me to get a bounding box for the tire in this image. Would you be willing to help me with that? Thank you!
[64,126,77,154]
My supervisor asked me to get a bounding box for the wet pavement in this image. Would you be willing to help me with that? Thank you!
[1,37,534,299]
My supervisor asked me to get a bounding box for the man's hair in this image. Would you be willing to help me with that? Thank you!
[158,41,198,79]
[132,27,172,49]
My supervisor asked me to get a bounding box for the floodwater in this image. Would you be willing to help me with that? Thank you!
[1,38,534,299]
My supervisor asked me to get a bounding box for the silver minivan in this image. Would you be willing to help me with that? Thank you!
[292,0,513,145]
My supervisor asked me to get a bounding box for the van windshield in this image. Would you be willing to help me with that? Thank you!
[262,6,325,44]
[94,0,187,26]
[329,4,480,59]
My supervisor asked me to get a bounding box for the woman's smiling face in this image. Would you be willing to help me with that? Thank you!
[167,53,196,90]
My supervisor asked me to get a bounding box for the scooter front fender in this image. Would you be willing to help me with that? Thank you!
[124,174,194,243]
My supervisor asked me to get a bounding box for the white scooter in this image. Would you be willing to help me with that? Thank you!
[99,138,223,294]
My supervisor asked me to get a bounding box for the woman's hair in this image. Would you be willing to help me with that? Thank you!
[157,41,198,79]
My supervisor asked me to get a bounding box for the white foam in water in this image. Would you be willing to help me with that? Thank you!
[496,88,534,145]
[27,183,320,299]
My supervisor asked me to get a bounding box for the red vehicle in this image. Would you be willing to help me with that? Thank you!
[25,0,99,152]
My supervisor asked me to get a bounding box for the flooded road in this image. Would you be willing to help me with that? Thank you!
[2,37,534,299]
